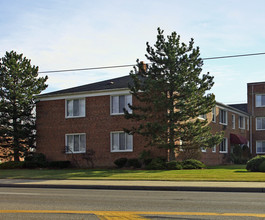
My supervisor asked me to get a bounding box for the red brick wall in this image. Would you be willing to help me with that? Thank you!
[247,82,265,156]
[201,105,249,165]
[36,95,167,167]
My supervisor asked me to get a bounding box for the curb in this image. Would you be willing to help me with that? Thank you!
[0,184,264,193]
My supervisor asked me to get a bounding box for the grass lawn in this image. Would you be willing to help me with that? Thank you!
[0,165,264,182]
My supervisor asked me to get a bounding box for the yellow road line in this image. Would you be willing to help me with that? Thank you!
[0,210,265,218]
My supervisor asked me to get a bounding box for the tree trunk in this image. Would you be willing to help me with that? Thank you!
[169,148,176,161]
[13,149,20,162]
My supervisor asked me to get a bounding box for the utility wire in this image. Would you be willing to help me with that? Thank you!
[38,52,265,74]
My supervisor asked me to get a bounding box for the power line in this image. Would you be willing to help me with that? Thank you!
[38,52,265,74]
[202,52,265,60]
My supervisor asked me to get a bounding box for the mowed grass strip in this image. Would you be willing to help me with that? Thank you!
[0,165,264,181]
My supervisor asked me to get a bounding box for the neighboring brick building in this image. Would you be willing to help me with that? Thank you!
[247,82,265,156]
[36,75,262,167]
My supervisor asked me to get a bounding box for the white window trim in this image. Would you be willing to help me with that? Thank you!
[239,116,245,129]
[65,133,86,154]
[65,98,86,118]
[256,117,265,131]
[256,140,265,154]
[110,131,133,152]
[110,94,132,116]
[198,115,207,120]
[212,145,216,153]
[232,114,235,129]
[201,147,206,153]
[219,138,228,153]
[212,107,216,123]
[219,109,228,125]
[256,94,265,107]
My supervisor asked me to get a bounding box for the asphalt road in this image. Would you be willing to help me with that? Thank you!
[0,187,264,219]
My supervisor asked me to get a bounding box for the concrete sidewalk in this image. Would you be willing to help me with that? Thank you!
[0,179,265,192]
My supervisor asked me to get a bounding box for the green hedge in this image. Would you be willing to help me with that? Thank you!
[246,156,265,172]
[182,159,206,169]
[114,158,128,168]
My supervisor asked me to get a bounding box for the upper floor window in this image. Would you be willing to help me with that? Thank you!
[256,94,265,107]
[256,141,265,154]
[219,138,228,153]
[232,114,235,129]
[239,116,245,129]
[111,132,133,152]
[256,117,265,130]
[111,94,132,115]
[219,109,227,125]
[212,107,216,122]
[65,133,86,153]
[66,98,85,118]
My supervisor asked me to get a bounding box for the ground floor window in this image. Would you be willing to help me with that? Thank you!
[111,132,133,152]
[65,133,86,153]
[212,145,216,153]
[256,141,265,154]
[201,147,206,152]
[220,138,228,153]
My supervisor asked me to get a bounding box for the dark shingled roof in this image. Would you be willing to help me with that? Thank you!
[39,75,133,97]
[228,103,248,113]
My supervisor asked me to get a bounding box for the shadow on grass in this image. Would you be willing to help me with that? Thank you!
[207,165,246,170]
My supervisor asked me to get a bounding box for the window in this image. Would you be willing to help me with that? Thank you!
[111,132,133,152]
[256,117,265,130]
[256,141,265,154]
[256,94,265,107]
[65,134,86,153]
[212,145,216,153]
[201,147,206,152]
[232,114,235,129]
[212,107,216,122]
[219,109,227,125]
[199,114,207,120]
[220,138,228,153]
[66,98,85,118]
[239,116,245,129]
[111,95,132,115]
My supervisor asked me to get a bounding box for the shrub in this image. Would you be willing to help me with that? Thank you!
[139,150,152,166]
[145,158,166,170]
[25,153,46,163]
[165,161,182,170]
[48,161,71,169]
[143,158,153,166]
[23,153,48,168]
[22,161,43,169]
[114,158,128,168]
[230,145,251,164]
[246,156,265,172]
[258,161,265,172]
[0,161,24,169]
[182,159,206,169]
[127,158,141,168]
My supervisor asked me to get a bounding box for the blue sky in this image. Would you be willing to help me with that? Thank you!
[1,0,265,103]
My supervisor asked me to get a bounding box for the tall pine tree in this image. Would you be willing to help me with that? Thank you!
[125,28,223,161]
[0,51,48,161]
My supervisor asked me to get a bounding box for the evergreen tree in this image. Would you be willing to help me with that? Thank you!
[125,28,223,161]
[0,51,48,161]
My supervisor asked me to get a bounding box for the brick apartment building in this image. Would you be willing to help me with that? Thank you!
[35,76,265,167]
